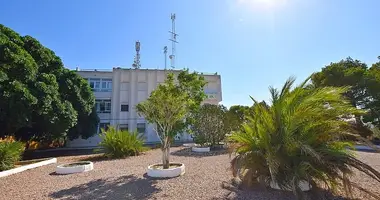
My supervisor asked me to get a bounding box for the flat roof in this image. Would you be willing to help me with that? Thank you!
[75,67,219,76]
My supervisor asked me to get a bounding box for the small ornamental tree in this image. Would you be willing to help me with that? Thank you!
[191,104,229,147]
[136,70,206,169]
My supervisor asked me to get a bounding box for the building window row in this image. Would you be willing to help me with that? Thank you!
[205,91,218,99]
[95,99,111,113]
[98,123,145,134]
[116,123,146,134]
[88,78,112,92]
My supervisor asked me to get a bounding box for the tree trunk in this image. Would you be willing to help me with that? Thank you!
[162,137,171,169]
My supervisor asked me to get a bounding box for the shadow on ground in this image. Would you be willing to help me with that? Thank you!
[49,175,160,200]
[77,154,113,162]
[211,180,354,200]
[22,148,103,160]
[170,147,228,158]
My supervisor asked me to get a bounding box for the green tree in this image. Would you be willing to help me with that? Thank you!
[191,104,229,147]
[230,77,380,199]
[363,57,380,129]
[311,57,372,137]
[67,107,99,140]
[229,105,249,121]
[136,70,206,169]
[0,24,98,142]
[226,105,250,132]
[312,57,368,107]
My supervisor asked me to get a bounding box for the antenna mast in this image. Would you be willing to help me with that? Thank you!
[132,41,141,69]
[169,13,178,69]
[163,46,168,70]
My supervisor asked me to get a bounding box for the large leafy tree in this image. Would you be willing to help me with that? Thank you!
[0,24,98,142]
[191,104,229,147]
[311,57,373,137]
[136,70,206,169]
[363,57,380,129]
[230,77,380,199]
[312,57,368,107]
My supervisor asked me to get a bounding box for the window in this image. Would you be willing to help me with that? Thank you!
[95,81,100,89]
[95,99,111,113]
[88,78,112,92]
[137,123,146,134]
[205,90,218,100]
[105,101,111,112]
[121,104,129,112]
[119,124,128,131]
[99,123,110,133]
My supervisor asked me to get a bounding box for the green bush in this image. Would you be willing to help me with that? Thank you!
[0,139,24,171]
[191,104,229,147]
[193,134,208,147]
[99,126,146,158]
[229,77,380,198]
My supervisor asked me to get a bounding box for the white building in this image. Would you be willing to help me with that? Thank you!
[67,67,222,147]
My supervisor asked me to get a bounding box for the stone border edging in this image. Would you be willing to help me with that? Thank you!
[147,163,185,178]
[0,158,57,178]
[192,146,211,152]
[56,161,94,174]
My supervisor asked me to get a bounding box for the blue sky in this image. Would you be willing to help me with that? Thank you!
[1,0,379,107]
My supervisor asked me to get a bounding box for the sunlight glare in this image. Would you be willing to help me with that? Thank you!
[237,0,288,9]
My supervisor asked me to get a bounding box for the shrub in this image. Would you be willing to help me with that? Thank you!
[99,126,146,158]
[229,77,380,199]
[193,133,208,147]
[191,104,229,147]
[0,136,24,171]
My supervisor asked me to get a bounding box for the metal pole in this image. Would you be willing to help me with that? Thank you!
[164,46,167,70]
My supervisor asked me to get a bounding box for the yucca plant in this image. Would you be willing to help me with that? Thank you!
[99,126,146,158]
[229,77,380,199]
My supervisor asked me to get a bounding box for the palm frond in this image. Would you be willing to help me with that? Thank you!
[228,76,380,199]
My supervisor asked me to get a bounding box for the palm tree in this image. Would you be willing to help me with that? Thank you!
[229,77,380,199]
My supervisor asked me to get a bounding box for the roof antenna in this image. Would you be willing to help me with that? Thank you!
[132,41,141,69]
[163,46,168,70]
[169,13,178,70]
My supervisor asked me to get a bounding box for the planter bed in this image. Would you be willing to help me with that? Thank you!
[0,157,57,178]
[56,161,94,174]
[191,146,211,152]
[147,163,185,178]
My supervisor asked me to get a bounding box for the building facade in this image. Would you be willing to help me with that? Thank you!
[67,68,222,147]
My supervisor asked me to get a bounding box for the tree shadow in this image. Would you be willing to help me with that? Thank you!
[22,148,103,160]
[211,180,354,200]
[49,175,160,200]
[170,147,228,158]
[77,154,112,162]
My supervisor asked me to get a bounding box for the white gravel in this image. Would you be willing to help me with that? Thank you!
[0,147,379,200]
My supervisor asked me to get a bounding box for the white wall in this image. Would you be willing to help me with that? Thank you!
[67,68,222,147]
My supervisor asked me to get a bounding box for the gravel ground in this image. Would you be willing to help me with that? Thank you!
[0,147,379,200]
